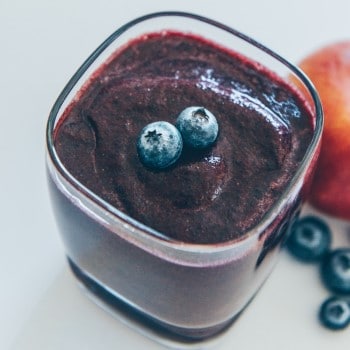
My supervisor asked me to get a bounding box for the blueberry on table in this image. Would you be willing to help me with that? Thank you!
[319,296,350,330]
[321,248,350,294]
[137,121,183,169]
[176,106,218,149]
[285,216,331,262]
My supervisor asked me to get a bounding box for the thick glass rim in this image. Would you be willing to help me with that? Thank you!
[46,11,323,258]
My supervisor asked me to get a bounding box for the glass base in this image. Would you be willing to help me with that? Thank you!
[67,257,239,349]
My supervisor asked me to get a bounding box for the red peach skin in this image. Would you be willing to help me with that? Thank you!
[299,42,350,220]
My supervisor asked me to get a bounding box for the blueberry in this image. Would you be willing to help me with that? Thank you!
[137,121,183,169]
[176,106,218,149]
[319,296,350,330]
[286,216,331,262]
[321,248,350,294]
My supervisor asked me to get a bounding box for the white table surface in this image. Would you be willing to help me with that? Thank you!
[1,1,350,349]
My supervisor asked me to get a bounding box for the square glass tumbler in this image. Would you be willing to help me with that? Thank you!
[46,11,323,346]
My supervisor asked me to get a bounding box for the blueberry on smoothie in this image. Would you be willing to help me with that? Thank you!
[176,106,218,149]
[137,121,183,169]
[286,216,331,262]
[319,296,350,330]
[321,248,350,294]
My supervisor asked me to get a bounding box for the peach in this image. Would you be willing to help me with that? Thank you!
[299,42,350,220]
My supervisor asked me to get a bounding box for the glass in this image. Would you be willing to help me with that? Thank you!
[46,11,323,347]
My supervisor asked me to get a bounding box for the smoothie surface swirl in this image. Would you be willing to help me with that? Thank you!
[54,31,313,244]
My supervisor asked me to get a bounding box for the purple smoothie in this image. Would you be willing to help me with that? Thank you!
[48,173,298,340]
[53,31,313,244]
[47,26,319,341]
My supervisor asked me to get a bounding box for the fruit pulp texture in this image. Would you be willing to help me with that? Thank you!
[53,31,314,244]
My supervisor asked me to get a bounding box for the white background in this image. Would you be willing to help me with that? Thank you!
[1,0,350,349]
